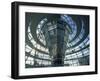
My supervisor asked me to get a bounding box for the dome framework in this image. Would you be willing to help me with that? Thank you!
[25,13,89,68]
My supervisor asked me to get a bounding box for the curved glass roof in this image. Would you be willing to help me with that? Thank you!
[25,13,89,68]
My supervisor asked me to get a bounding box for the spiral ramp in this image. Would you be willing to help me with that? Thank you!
[25,13,89,68]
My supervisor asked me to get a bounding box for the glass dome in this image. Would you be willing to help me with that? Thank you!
[25,13,89,68]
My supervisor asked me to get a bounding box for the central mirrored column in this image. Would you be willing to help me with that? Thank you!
[41,16,71,66]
